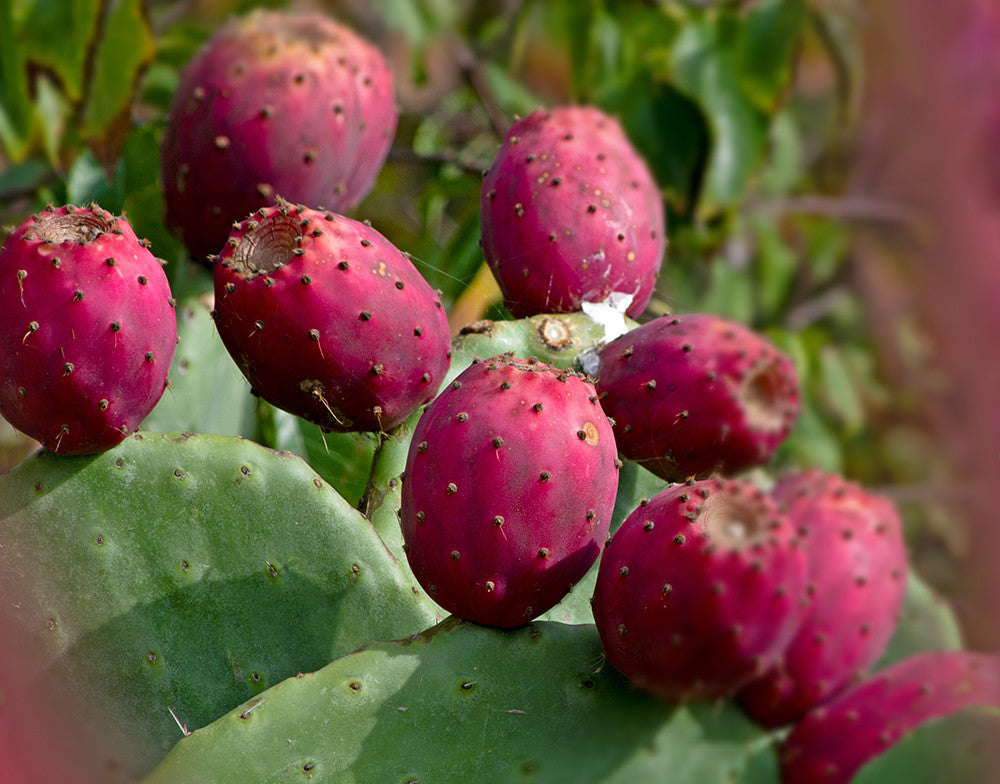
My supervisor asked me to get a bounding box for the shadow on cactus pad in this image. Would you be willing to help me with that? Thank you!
[0,432,439,778]
[143,618,779,784]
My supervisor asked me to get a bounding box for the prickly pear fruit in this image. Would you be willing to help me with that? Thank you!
[594,313,800,481]
[0,205,177,455]
[480,106,666,319]
[399,354,619,627]
[592,477,807,702]
[212,201,451,433]
[780,650,1000,784]
[738,469,908,728]
[161,8,397,259]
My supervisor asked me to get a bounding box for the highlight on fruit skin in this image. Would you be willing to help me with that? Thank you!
[0,203,178,455]
[160,7,398,260]
[211,200,451,434]
[480,105,666,320]
[594,312,801,481]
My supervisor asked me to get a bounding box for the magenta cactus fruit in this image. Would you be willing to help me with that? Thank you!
[399,354,619,627]
[161,8,397,260]
[212,201,451,433]
[592,477,808,702]
[0,204,177,455]
[594,313,801,481]
[780,650,1000,784]
[738,469,908,728]
[480,106,666,319]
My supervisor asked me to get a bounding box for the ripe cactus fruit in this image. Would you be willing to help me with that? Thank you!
[780,650,1000,784]
[399,354,620,627]
[0,204,177,455]
[161,8,397,259]
[594,313,800,481]
[738,469,908,728]
[212,201,451,433]
[480,106,666,319]
[592,477,808,702]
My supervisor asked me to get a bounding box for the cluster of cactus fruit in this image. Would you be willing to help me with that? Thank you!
[1,7,998,784]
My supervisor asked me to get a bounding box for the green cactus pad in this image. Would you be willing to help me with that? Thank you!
[876,571,964,669]
[447,311,637,384]
[0,432,439,775]
[144,618,778,784]
[141,264,257,437]
[851,706,1000,784]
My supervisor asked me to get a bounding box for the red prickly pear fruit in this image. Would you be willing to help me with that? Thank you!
[161,8,397,260]
[780,650,1000,784]
[592,477,808,702]
[0,205,177,455]
[480,106,666,319]
[212,201,450,434]
[594,313,801,481]
[738,469,908,728]
[399,354,619,627]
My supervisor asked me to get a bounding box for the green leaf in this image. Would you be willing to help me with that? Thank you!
[80,0,155,139]
[0,157,50,199]
[736,0,807,111]
[0,1,35,161]
[670,15,769,214]
[13,0,101,102]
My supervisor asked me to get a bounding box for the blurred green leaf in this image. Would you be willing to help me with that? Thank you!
[12,0,101,102]
[80,0,154,139]
[736,0,807,111]
[0,1,34,161]
[0,158,49,199]
[670,16,769,214]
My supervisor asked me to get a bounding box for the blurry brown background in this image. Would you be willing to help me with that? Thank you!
[853,0,1000,649]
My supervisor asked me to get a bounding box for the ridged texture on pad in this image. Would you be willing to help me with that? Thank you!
[738,469,908,728]
[780,650,1000,784]
[212,202,451,433]
[0,432,439,777]
[0,204,177,455]
[161,8,397,259]
[400,354,619,627]
[480,106,666,319]
[595,313,800,481]
[592,478,807,702]
[143,620,779,784]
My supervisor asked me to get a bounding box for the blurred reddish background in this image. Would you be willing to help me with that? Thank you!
[854,0,1000,649]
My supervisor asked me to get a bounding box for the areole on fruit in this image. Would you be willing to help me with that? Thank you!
[698,491,769,548]
[226,209,300,278]
[26,209,117,244]
[739,356,797,433]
